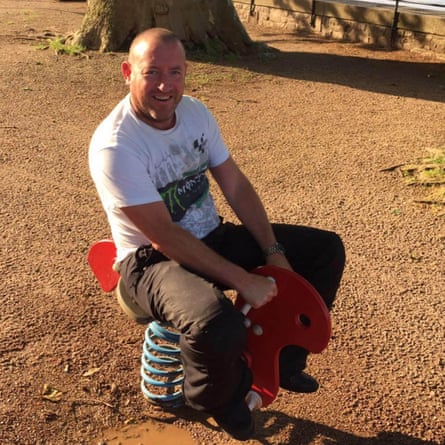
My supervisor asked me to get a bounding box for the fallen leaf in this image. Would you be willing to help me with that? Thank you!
[82,367,101,377]
[42,384,63,402]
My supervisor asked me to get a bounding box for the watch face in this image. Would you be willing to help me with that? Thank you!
[274,243,285,254]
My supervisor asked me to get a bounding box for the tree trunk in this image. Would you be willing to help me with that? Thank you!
[70,0,253,54]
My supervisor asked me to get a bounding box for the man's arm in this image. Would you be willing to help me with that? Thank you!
[121,200,277,308]
[210,156,292,270]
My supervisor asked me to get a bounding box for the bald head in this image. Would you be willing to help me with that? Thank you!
[128,28,185,64]
[121,27,187,130]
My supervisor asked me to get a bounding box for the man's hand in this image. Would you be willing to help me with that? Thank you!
[238,273,278,309]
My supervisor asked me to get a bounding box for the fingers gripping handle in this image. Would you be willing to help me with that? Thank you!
[241,276,275,328]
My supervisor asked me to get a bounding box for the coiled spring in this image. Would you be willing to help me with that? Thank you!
[140,321,185,408]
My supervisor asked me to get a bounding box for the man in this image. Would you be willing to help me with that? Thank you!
[89,27,345,441]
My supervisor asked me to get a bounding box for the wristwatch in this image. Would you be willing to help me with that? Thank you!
[263,242,286,257]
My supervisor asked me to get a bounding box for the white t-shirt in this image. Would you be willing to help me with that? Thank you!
[89,95,230,261]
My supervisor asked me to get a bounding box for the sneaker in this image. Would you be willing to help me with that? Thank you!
[213,399,255,441]
[280,371,319,393]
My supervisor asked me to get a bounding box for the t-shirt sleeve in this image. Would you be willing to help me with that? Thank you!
[193,99,229,168]
[90,143,162,209]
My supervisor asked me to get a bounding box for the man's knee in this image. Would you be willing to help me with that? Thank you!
[329,231,346,270]
[329,232,346,284]
[322,231,346,309]
[185,303,247,360]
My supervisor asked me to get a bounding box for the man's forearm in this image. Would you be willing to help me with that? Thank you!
[154,224,250,289]
[155,223,278,308]
[225,176,277,251]
[223,175,292,270]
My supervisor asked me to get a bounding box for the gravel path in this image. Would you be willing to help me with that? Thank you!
[0,2,444,444]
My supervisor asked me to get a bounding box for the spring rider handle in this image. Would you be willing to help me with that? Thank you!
[235,265,331,408]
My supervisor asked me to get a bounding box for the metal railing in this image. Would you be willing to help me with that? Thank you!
[313,0,445,43]
[248,0,444,46]
[341,0,445,16]
[249,0,445,16]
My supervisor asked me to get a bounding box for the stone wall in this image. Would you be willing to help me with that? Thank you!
[234,0,445,54]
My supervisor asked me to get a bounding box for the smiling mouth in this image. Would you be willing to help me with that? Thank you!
[154,95,172,102]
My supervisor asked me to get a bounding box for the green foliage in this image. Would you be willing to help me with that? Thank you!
[401,147,445,209]
[186,64,259,90]
[37,37,85,56]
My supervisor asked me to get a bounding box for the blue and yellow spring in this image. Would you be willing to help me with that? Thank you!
[140,321,185,408]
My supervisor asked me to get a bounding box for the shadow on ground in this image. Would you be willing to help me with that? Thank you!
[254,410,438,445]
[191,34,445,103]
[149,406,439,445]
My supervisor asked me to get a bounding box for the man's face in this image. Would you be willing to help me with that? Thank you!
[122,39,187,130]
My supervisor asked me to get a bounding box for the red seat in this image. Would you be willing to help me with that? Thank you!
[87,239,119,292]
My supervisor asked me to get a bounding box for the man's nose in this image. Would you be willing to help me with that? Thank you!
[157,75,172,91]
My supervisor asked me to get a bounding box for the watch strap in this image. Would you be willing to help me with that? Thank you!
[263,242,286,257]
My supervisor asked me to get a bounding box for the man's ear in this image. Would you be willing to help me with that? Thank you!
[121,61,132,85]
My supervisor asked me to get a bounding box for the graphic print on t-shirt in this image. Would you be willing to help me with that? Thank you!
[158,163,210,222]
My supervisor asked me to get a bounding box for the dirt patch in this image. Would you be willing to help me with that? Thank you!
[0,1,444,445]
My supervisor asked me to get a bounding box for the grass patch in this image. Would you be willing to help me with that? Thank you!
[37,37,86,56]
[400,147,445,209]
[186,63,260,90]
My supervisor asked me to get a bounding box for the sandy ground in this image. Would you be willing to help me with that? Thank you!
[0,1,444,444]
